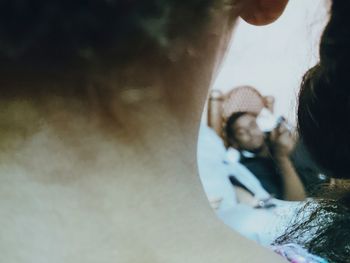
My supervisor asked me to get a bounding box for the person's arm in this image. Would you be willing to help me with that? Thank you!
[270,122,306,201]
[275,154,306,201]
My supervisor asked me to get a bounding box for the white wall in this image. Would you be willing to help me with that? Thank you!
[212,0,330,124]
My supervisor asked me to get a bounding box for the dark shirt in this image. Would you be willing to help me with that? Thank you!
[240,154,284,199]
[238,140,329,199]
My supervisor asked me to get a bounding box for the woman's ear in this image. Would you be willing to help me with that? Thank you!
[240,0,289,26]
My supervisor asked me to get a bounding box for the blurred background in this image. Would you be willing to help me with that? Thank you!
[211,0,329,124]
[198,0,330,245]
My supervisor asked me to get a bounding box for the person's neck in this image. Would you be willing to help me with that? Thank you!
[0,93,199,180]
[256,144,271,158]
[0,96,286,263]
[242,144,270,158]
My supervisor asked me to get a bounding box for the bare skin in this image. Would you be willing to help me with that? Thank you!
[270,123,306,201]
[0,1,289,262]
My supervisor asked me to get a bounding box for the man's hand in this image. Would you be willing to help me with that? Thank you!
[269,120,295,157]
[268,119,306,200]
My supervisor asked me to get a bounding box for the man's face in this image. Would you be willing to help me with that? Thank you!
[230,114,265,152]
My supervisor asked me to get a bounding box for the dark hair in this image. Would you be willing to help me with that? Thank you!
[297,1,350,179]
[275,1,350,262]
[0,0,214,69]
[274,198,350,263]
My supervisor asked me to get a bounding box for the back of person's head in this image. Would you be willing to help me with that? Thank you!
[0,0,292,77]
[276,2,350,262]
[0,0,215,70]
[298,0,350,179]
[0,0,243,119]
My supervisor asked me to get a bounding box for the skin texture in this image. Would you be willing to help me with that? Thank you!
[0,1,289,263]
